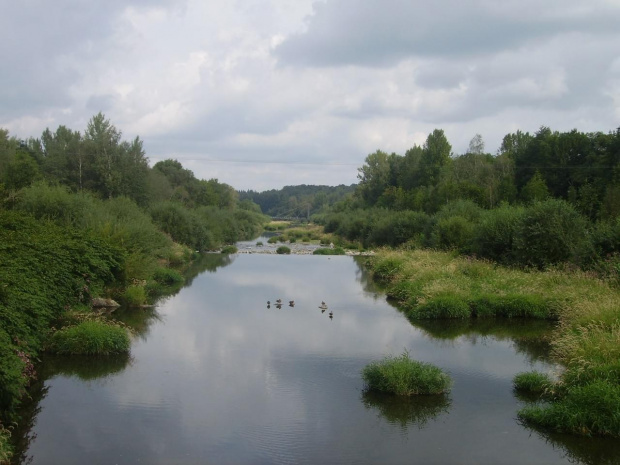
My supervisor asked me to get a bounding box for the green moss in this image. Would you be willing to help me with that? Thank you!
[362,352,452,396]
[47,321,130,355]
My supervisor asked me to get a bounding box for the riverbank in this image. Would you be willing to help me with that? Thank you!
[365,248,620,437]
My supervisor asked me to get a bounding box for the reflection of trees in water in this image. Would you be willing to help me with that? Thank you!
[11,353,132,464]
[353,256,389,300]
[521,424,620,465]
[409,319,556,364]
[113,306,163,342]
[38,353,132,381]
[361,391,451,431]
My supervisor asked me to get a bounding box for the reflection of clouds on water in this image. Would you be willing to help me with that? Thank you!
[21,254,589,465]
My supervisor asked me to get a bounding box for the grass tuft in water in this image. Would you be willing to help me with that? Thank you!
[47,320,130,355]
[313,247,346,255]
[276,246,291,254]
[362,351,452,396]
[220,245,238,254]
[513,371,553,395]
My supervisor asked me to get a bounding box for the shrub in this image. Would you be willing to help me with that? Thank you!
[276,246,291,254]
[514,199,591,268]
[431,216,476,252]
[152,267,184,286]
[123,285,147,307]
[412,295,471,319]
[47,321,130,355]
[221,245,238,254]
[513,371,553,394]
[0,427,11,464]
[362,352,452,396]
[267,236,279,244]
[256,241,264,246]
[472,205,525,264]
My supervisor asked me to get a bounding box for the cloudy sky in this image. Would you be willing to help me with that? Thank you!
[2,0,620,191]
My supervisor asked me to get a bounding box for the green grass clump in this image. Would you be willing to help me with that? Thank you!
[256,241,263,246]
[362,352,452,396]
[313,247,346,255]
[220,245,238,254]
[518,381,620,437]
[513,371,553,395]
[411,295,471,319]
[276,246,291,254]
[152,267,184,286]
[123,285,147,306]
[47,321,130,355]
[267,236,279,244]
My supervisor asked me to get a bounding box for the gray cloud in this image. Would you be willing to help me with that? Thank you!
[274,0,620,67]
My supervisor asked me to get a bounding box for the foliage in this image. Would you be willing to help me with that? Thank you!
[46,321,130,355]
[362,352,452,396]
[313,247,346,255]
[513,199,591,268]
[221,245,238,254]
[276,246,291,254]
[411,295,471,319]
[123,285,147,307]
[152,267,184,286]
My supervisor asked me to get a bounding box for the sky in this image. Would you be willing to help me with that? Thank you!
[2,0,620,192]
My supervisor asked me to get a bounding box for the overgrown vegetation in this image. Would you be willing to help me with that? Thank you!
[46,321,130,356]
[365,248,620,437]
[0,115,268,461]
[276,246,291,254]
[362,351,452,396]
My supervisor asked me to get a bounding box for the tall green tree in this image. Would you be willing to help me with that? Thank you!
[419,129,452,186]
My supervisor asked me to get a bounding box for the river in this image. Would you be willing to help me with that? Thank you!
[11,249,620,464]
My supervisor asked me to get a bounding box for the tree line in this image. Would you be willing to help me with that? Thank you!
[315,126,620,273]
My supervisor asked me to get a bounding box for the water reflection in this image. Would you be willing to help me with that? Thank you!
[361,391,451,430]
[12,254,619,465]
[522,425,620,465]
[39,354,132,381]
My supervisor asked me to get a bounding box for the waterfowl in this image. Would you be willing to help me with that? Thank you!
[276,299,282,304]
[289,300,295,307]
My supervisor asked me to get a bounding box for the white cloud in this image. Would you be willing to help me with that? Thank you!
[1,0,619,190]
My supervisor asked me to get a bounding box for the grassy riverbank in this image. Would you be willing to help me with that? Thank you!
[367,248,620,437]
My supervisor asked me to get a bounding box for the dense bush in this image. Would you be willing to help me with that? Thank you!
[513,199,591,268]
[276,246,291,254]
[472,204,525,263]
[0,211,124,418]
[362,352,452,396]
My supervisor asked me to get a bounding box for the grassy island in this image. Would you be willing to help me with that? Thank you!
[362,352,452,396]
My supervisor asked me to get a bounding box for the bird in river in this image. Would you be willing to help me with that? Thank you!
[289,300,295,307]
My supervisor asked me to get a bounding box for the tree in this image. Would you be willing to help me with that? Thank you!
[468,134,485,155]
[419,129,452,186]
[357,150,392,206]
[521,171,549,203]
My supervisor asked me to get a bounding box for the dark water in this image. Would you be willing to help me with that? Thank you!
[12,252,620,465]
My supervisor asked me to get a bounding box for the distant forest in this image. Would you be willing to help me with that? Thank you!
[239,184,355,218]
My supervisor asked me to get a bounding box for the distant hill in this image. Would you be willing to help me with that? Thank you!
[239,184,356,218]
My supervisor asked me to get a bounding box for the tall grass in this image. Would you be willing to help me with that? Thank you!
[47,321,130,355]
[368,248,620,436]
[362,352,452,396]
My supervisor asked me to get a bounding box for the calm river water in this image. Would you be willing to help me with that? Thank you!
[12,249,620,464]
